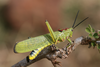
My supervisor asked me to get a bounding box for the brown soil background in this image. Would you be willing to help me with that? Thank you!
[0,0,100,67]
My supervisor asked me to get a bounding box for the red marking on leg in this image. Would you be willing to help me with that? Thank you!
[63,39,64,41]
[57,40,60,43]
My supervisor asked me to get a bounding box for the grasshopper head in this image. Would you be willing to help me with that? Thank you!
[69,28,73,37]
[63,10,88,38]
[64,28,73,38]
[58,11,88,40]
[69,11,88,37]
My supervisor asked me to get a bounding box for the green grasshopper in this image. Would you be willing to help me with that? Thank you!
[14,11,88,60]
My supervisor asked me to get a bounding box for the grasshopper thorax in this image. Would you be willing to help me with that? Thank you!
[58,27,73,40]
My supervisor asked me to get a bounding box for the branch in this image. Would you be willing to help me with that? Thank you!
[11,36,95,67]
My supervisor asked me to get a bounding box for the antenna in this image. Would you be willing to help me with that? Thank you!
[73,17,89,29]
[72,10,80,28]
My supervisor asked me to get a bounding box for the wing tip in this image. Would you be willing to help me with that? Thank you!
[13,42,18,53]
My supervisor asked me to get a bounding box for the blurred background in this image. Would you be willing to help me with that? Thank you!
[0,0,100,67]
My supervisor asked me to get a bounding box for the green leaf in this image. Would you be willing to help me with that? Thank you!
[93,33,99,38]
[88,25,91,28]
[85,27,91,33]
[88,25,92,30]
[91,42,95,47]
[88,25,95,33]
[89,33,93,37]
[92,28,95,33]
[97,44,100,49]
[98,30,100,34]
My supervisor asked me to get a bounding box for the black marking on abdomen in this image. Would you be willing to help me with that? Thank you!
[30,50,35,55]
[26,56,29,63]
[28,37,31,39]
[13,42,19,53]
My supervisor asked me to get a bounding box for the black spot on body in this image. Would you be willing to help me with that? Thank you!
[28,37,31,39]
[26,56,29,62]
[13,42,19,53]
[30,50,35,55]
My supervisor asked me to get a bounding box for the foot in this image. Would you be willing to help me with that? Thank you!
[51,60,62,67]
[50,44,57,51]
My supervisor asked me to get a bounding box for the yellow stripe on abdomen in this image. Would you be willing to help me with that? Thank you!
[29,45,49,60]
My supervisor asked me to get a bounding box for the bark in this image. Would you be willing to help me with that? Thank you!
[12,36,92,67]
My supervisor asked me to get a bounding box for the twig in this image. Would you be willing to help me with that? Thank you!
[12,36,91,67]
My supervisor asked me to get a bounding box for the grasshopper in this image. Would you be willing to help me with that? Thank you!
[14,11,88,60]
